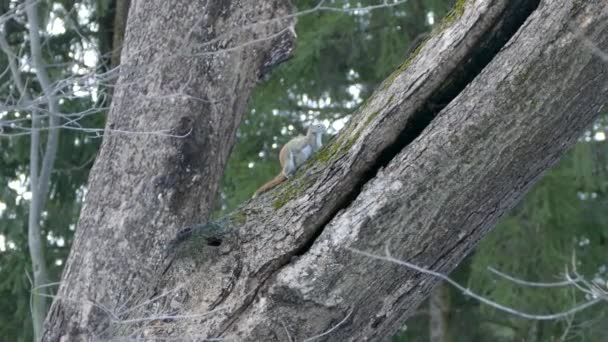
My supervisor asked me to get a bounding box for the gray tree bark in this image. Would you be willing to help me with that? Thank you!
[44,0,608,341]
[41,0,295,340]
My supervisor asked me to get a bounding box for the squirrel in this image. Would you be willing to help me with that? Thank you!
[252,123,326,198]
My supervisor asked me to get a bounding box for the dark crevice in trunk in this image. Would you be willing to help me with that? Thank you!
[374,0,541,174]
[170,1,544,336]
[293,0,541,259]
[261,0,544,336]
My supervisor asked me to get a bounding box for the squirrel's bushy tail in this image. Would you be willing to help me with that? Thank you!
[252,173,287,198]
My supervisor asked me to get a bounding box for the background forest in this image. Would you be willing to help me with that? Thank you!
[0,0,606,341]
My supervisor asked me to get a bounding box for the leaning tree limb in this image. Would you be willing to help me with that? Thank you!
[43,0,608,341]
[153,0,608,340]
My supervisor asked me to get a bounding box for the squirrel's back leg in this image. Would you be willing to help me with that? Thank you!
[283,150,296,177]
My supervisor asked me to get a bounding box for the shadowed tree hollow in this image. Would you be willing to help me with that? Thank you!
[43,0,608,341]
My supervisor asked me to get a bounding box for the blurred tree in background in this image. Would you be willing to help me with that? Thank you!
[1,0,113,339]
[0,0,606,340]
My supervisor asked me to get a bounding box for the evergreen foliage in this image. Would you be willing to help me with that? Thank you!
[0,0,606,340]
[220,0,448,212]
[0,1,107,340]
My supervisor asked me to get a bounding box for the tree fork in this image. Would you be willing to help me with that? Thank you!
[156,0,608,340]
[44,0,608,341]
[42,0,295,340]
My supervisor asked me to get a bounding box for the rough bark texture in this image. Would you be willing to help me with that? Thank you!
[44,0,608,341]
[42,0,295,340]
[150,0,608,341]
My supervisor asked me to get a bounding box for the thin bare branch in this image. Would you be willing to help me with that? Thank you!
[111,307,227,325]
[349,243,603,321]
[116,283,187,317]
[302,309,353,342]
[33,292,119,321]
[487,266,583,288]
[1,0,418,143]
[280,319,294,342]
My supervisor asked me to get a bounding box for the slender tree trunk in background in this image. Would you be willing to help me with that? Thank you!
[44,0,608,340]
[97,0,114,70]
[111,0,130,68]
[98,0,129,102]
[0,25,50,342]
[528,320,540,341]
[27,105,48,342]
[96,0,131,69]
[41,0,295,340]
[429,283,450,342]
[24,0,63,339]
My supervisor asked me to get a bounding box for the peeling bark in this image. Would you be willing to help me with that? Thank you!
[44,0,608,341]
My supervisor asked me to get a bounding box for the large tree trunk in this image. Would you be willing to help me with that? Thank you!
[41,0,295,340]
[44,0,608,341]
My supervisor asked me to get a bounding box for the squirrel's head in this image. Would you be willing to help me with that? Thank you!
[309,123,327,135]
